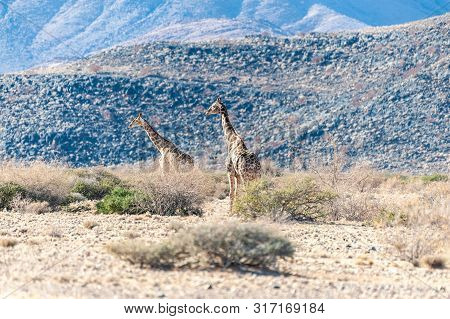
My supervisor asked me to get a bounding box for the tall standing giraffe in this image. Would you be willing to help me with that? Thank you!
[205,97,261,211]
[129,113,194,173]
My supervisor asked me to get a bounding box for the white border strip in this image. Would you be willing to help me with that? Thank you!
[1,299,448,319]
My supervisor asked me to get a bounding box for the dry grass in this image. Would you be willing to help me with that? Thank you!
[113,165,217,201]
[303,145,449,268]
[0,162,217,216]
[389,225,448,267]
[0,162,446,226]
[0,161,76,206]
[10,197,51,214]
[305,146,449,227]
[96,166,217,215]
[0,161,447,270]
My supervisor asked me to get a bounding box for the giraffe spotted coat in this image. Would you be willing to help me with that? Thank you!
[129,113,194,173]
[206,97,261,210]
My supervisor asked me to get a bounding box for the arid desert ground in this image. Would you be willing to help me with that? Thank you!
[0,163,448,298]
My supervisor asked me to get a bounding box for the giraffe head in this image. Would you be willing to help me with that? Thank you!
[129,113,144,128]
[205,97,226,115]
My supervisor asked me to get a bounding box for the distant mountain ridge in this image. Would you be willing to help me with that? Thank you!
[0,0,448,72]
[128,4,367,43]
[1,13,448,171]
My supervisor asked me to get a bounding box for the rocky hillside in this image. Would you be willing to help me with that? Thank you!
[1,0,449,72]
[0,14,448,171]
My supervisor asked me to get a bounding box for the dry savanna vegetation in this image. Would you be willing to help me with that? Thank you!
[0,158,448,298]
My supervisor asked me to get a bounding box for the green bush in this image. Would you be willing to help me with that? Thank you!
[71,171,122,200]
[0,183,27,210]
[72,181,110,200]
[234,178,336,221]
[421,174,448,183]
[108,222,294,269]
[96,187,146,214]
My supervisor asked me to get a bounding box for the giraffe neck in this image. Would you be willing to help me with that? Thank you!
[141,119,171,152]
[220,109,241,147]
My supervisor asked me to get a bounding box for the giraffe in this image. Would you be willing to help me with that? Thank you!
[129,113,194,173]
[205,97,261,211]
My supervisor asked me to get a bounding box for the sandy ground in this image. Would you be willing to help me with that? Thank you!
[0,199,448,299]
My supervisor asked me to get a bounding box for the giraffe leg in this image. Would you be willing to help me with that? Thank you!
[228,172,236,212]
[159,156,164,175]
[160,154,169,176]
[235,174,242,198]
[172,155,180,173]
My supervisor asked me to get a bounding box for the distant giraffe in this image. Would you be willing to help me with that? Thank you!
[205,97,261,210]
[129,113,194,173]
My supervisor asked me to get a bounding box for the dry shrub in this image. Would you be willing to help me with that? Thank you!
[64,200,96,213]
[10,196,51,214]
[168,220,185,232]
[421,173,448,183]
[71,168,122,200]
[260,159,283,177]
[96,183,203,216]
[0,182,27,209]
[389,225,448,267]
[206,171,229,199]
[323,174,449,226]
[108,240,187,269]
[0,162,217,215]
[309,145,353,191]
[115,166,216,200]
[189,222,294,268]
[234,177,336,221]
[0,161,76,206]
[47,228,62,238]
[355,254,374,266]
[377,178,449,228]
[108,222,294,269]
[83,220,99,230]
[421,256,447,269]
[373,173,450,267]
[308,147,390,222]
[137,181,203,216]
[99,167,217,215]
[0,238,18,248]
[389,200,450,268]
[308,143,449,227]
[124,231,140,239]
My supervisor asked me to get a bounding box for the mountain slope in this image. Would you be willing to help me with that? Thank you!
[284,4,367,33]
[1,14,448,171]
[1,0,448,72]
[129,18,287,43]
